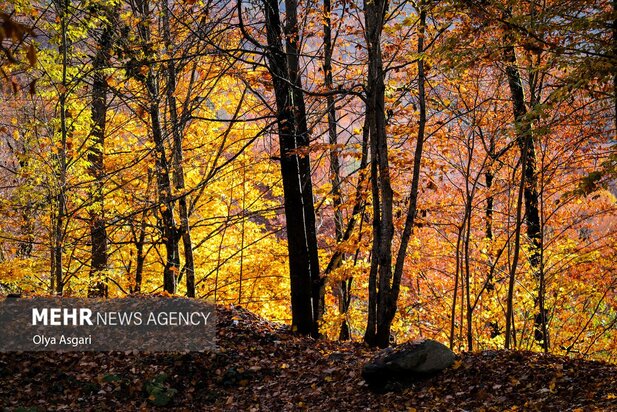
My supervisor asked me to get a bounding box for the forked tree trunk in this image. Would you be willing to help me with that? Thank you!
[363,0,395,349]
[364,0,427,348]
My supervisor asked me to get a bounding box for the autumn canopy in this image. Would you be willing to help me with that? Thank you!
[0,0,615,361]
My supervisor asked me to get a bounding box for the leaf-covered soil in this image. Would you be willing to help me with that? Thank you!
[1,305,616,411]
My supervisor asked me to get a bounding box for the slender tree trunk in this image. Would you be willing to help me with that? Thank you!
[449,222,463,349]
[323,0,342,244]
[364,0,427,348]
[148,73,179,294]
[323,0,350,340]
[363,0,394,348]
[464,195,473,350]
[505,138,528,349]
[387,2,428,347]
[132,0,179,294]
[285,0,322,333]
[133,170,151,294]
[88,7,116,298]
[53,0,70,295]
[503,38,546,350]
[134,220,146,294]
[485,169,494,240]
[261,0,321,336]
[162,0,195,297]
[485,133,495,291]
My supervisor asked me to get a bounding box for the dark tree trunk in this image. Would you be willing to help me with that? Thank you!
[261,0,321,337]
[132,0,180,294]
[449,219,463,349]
[147,73,180,295]
[503,39,546,350]
[485,132,495,291]
[134,225,146,294]
[485,135,494,241]
[464,194,473,350]
[364,1,427,348]
[323,0,351,340]
[133,171,151,294]
[53,0,70,295]
[162,0,195,297]
[363,0,394,349]
[505,124,528,350]
[390,2,428,340]
[87,6,116,298]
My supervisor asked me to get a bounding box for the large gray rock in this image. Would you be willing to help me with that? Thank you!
[362,339,456,392]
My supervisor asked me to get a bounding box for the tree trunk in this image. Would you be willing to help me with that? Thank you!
[323,0,351,340]
[505,130,528,350]
[449,220,463,349]
[503,38,546,350]
[363,0,394,348]
[365,1,427,348]
[88,6,116,298]
[132,0,180,294]
[261,0,321,336]
[17,203,34,258]
[162,0,195,297]
[485,132,495,291]
[53,0,70,295]
[464,193,473,351]
[147,73,179,295]
[485,133,495,242]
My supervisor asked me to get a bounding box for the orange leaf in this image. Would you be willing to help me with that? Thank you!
[26,44,36,66]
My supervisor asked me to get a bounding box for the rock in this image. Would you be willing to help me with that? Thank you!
[362,339,456,392]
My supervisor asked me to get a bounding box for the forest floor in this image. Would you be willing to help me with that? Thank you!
[1,305,616,411]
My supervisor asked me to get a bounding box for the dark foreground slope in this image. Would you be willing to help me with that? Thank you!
[1,306,616,411]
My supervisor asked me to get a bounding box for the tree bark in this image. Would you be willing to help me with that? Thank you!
[485,132,495,291]
[323,0,352,340]
[132,0,180,294]
[162,0,195,297]
[53,0,70,295]
[505,131,528,350]
[363,0,394,348]
[88,6,116,298]
[147,72,179,295]
[364,0,427,348]
[503,37,546,350]
[132,170,152,294]
[260,0,321,336]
